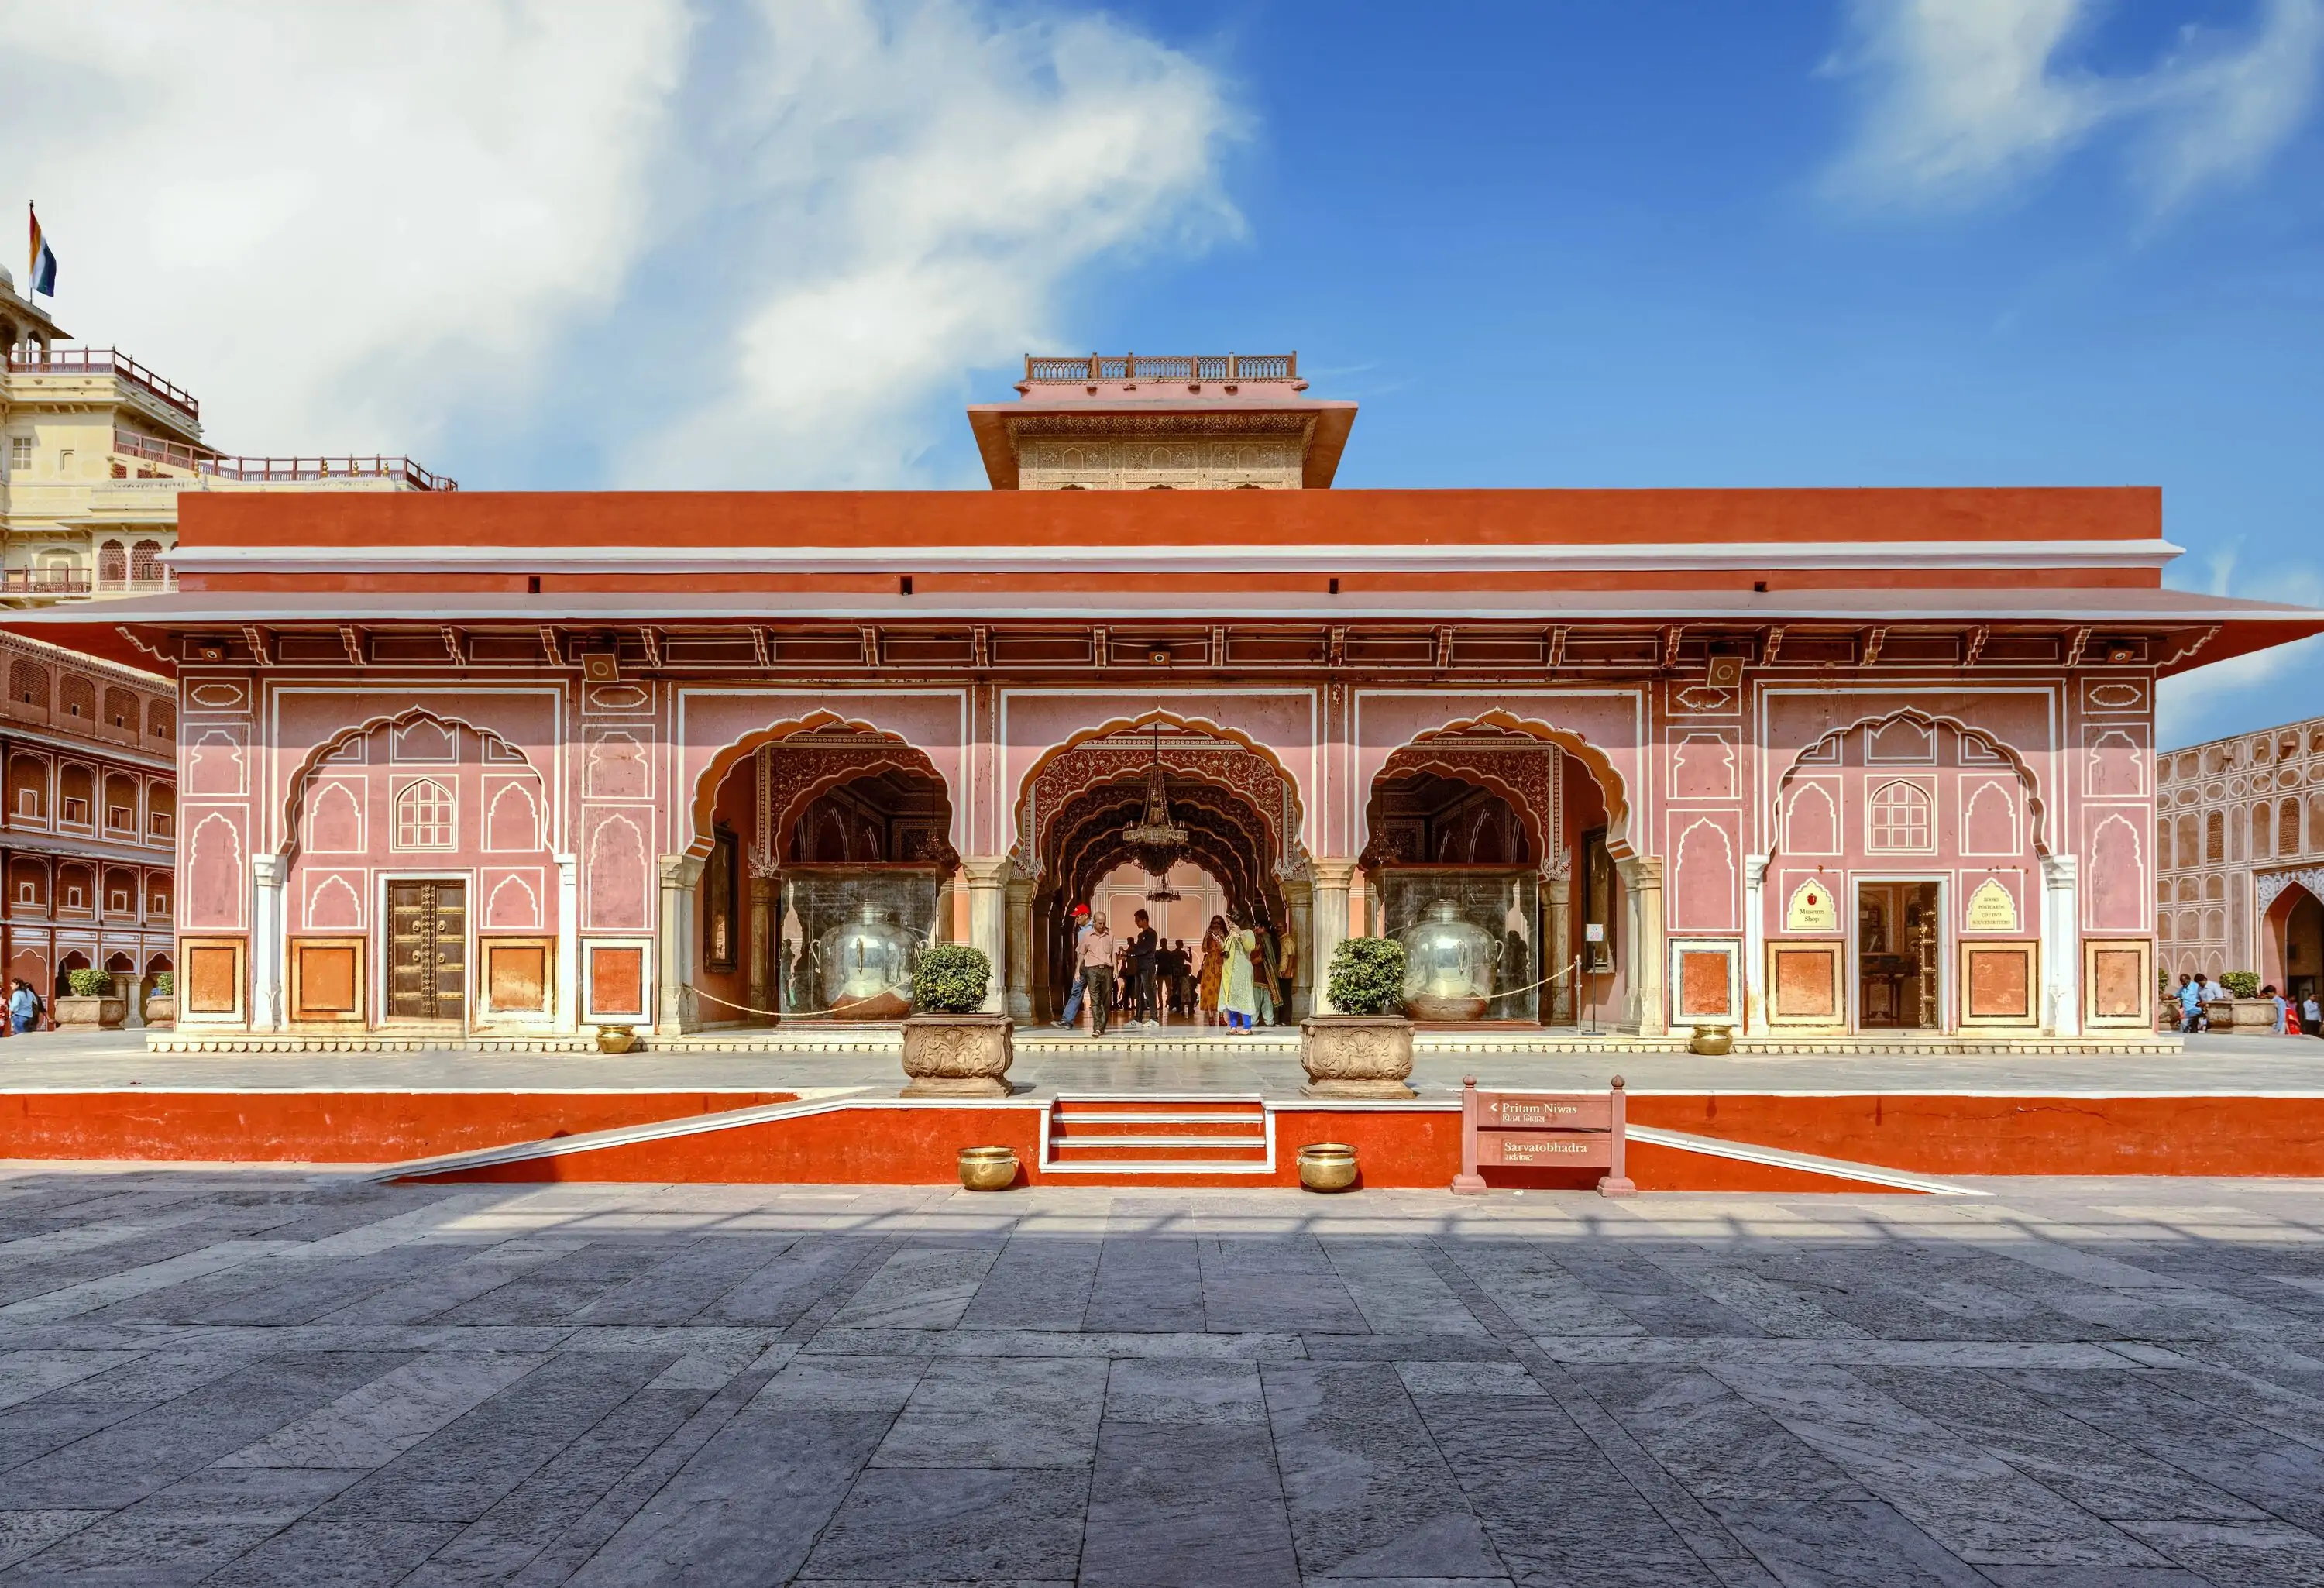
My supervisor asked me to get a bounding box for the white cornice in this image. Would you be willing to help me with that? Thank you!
[167,537,2184,576]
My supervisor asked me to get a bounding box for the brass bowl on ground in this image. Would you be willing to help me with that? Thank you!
[1297,1142,1359,1192]
[1688,1023,1734,1057]
[596,1024,637,1055]
[957,1146,1021,1191]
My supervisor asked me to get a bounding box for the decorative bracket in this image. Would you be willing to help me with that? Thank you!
[2064,626,2092,669]
[1862,627,1889,667]
[2163,626,2219,670]
[1546,624,1568,672]
[1662,625,1686,671]
[1964,625,1989,667]
[750,627,772,669]
[638,627,664,669]
[242,625,274,667]
[440,627,466,666]
[539,627,565,668]
[1762,625,1785,666]
[339,626,366,669]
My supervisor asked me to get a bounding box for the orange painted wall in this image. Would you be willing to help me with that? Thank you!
[1628,1093,2324,1177]
[0,1091,792,1164]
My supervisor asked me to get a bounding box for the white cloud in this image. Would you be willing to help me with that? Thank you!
[0,0,689,455]
[0,0,1242,485]
[1823,0,2324,213]
[624,0,1242,486]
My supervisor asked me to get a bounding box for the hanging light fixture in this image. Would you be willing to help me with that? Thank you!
[1121,722,1189,899]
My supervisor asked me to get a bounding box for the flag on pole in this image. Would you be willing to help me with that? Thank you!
[27,205,57,297]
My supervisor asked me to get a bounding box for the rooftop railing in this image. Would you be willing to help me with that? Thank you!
[112,429,456,491]
[1023,352,1298,384]
[0,569,92,595]
[6,347,198,423]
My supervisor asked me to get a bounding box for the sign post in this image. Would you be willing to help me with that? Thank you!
[1452,1075,1635,1198]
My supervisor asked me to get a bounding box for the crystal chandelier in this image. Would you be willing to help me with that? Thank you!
[1120,724,1189,896]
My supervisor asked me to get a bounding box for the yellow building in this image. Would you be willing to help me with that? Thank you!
[0,266,453,603]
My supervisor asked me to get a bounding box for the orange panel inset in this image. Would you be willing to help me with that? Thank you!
[1772,945,1838,1019]
[294,940,359,1018]
[590,945,644,1018]
[186,943,240,1014]
[2090,944,2148,1022]
[488,943,548,1012]
[1965,945,2031,1021]
[1680,951,1731,1018]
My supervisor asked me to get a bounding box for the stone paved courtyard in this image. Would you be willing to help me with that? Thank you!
[2,1171,2324,1584]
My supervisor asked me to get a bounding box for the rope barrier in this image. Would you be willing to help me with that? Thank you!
[684,983,909,1021]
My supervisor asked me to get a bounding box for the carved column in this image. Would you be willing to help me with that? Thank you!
[655,852,704,1034]
[2042,852,2081,1036]
[555,851,579,1032]
[1288,883,1315,1021]
[747,877,777,1024]
[1741,854,1769,1036]
[1005,876,1034,1022]
[1617,854,1666,1036]
[961,856,1010,1015]
[1309,859,1357,1012]
[1542,875,1573,1026]
[934,873,957,944]
[115,971,145,1030]
[249,851,285,1032]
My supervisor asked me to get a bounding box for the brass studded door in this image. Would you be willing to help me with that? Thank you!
[387,880,466,1023]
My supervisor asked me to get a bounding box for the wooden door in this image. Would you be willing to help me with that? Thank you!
[387,879,466,1023]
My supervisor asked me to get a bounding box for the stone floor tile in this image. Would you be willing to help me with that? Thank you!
[1081,1419,1298,1587]
[802,1466,1091,1583]
[1084,1238,1208,1333]
[1103,1358,1269,1425]
[873,1356,1107,1469]
[960,1236,1105,1331]
[0,1512,104,1573]
[827,1244,999,1330]
[201,1518,464,1586]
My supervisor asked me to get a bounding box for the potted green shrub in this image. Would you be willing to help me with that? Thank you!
[57,968,126,1030]
[899,944,1013,1098]
[144,971,176,1028]
[1301,937,1415,1098]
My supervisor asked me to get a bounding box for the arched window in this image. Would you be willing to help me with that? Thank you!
[2284,800,2304,858]
[8,658,45,707]
[129,540,163,584]
[2156,820,2173,871]
[1867,781,1933,852]
[57,672,94,719]
[394,779,456,850]
[2206,810,2225,864]
[2176,814,2197,868]
[2254,803,2273,860]
[97,541,125,587]
[146,699,174,740]
[103,687,136,730]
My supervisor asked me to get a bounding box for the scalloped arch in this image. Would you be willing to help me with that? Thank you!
[1381,710,1635,860]
[277,707,539,861]
[688,712,954,861]
[1770,708,2051,858]
[1010,710,1309,871]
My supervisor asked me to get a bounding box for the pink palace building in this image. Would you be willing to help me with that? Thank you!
[10,354,2319,1051]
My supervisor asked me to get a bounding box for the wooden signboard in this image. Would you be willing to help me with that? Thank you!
[1452,1076,1635,1197]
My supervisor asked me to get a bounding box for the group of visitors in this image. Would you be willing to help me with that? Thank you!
[1053,902,1298,1036]
[2168,971,2323,1036]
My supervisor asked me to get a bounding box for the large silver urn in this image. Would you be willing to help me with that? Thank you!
[1399,900,1499,1020]
[820,903,917,1020]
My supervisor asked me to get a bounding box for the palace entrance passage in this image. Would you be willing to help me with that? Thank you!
[1015,724,1306,1030]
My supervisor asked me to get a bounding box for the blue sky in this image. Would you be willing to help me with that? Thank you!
[6,1,2321,744]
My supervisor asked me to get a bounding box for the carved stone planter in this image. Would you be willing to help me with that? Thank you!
[55,995,125,1030]
[901,1014,1015,1098]
[1299,1015,1415,1098]
[143,995,177,1028]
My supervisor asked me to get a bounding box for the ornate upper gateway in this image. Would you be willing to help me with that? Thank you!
[5,355,2320,1051]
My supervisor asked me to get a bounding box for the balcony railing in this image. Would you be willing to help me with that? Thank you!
[7,347,198,423]
[0,569,92,595]
[1023,352,1298,384]
[112,429,456,490]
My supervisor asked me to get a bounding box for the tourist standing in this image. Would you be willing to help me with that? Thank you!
[1198,916,1228,1025]
[1249,921,1276,1026]
[1078,914,1118,1038]
[8,979,37,1035]
[2305,990,2322,1037]
[1274,921,1299,1025]
[1054,903,1093,1029]
[1129,909,1160,1029]
[2270,984,2292,1036]
[1219,917,1260,1032]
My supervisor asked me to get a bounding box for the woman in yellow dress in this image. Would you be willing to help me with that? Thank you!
[1197,915,1228,1026]
[1219,916,1260,1033]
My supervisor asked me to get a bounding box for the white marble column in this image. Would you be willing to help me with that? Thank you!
[555,852,579,1032]
[655,852,703,1034]
[249,851,285,1031]
[1741,854,1769,1036]
[1288,885,1315,1021]
[1542,875,1573,1026]
[2041,852,2081,1036]
[1005,878,1034,1022]
[1616,854,1667,1036]
[961,856,1010,1014]
[1308,859,1357,1012]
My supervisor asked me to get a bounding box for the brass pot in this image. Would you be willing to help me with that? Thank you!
[596,1024,637,1055]
[1297,1142,1359,1192]
[957,1146,1020,1191]
[1688,1023,1733,1057]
